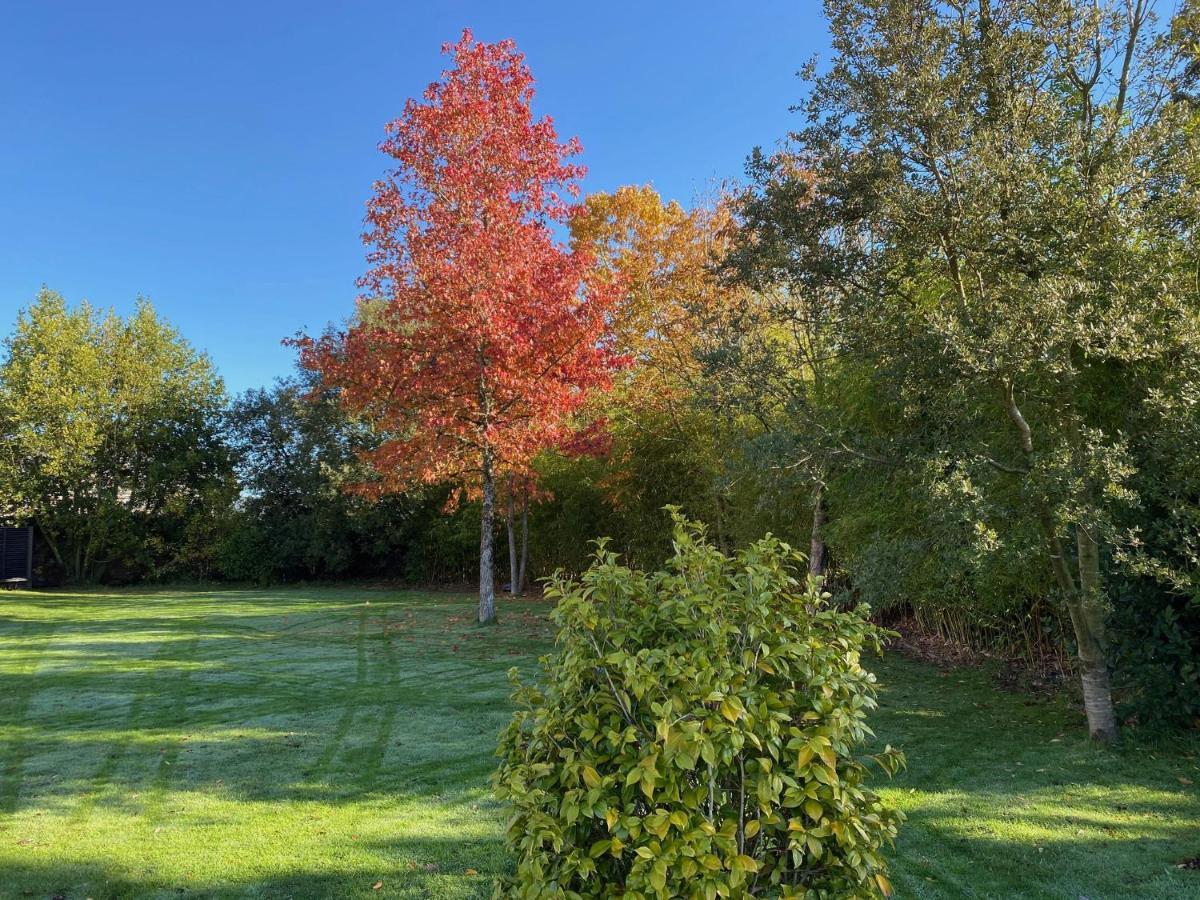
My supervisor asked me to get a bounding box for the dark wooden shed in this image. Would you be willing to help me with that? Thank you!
[0,526,33,586]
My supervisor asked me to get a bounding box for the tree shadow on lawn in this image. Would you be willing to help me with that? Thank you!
[1,590,1197,899]
[0,661,523,812]
[869,655,1200,899]
[0,830,505,899]
[887,804,1200,899]
[0,591,554,668]
[0,589,551,834]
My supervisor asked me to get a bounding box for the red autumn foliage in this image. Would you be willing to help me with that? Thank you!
[297,29,621,493]
[292,30,623,620]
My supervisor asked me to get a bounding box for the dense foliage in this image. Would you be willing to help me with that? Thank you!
[0,289,232,583]
[711,0,1200,736]
[293,30,621,623]
[217,375,479,584]
[493,514,904,898]
[4,0,1198,736]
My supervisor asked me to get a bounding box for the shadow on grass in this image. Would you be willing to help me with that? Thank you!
[1,588,1197,900]
[0,589,550,827]
[0,831,505,899]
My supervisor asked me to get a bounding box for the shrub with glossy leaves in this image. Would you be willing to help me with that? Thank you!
[493,513,904,898]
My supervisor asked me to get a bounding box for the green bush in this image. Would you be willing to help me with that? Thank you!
[1109,575,1200,730]
[493,513,904,898]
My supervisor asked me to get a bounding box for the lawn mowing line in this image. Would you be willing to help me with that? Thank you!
[138,634,202,832]
[356,609,401,793]
[66,633,189,830]
[265,607,377,636]
[371,659,498,704]
[0,621,62,816]
[302,606,369,785]
[208,609,364,639]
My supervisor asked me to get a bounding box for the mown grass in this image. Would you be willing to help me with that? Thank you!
[0,586,1195,899]
[872,657,1199,899]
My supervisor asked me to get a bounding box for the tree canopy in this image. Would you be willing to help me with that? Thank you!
[294,31,622,623]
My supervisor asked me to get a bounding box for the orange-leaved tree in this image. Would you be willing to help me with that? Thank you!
[570,186,751,546]
[570,185,742,411]
[294,30,622,623]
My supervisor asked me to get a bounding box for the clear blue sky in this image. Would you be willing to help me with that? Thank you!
[1,1,827,394]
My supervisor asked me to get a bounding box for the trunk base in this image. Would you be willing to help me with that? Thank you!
[1080,665,1119,743]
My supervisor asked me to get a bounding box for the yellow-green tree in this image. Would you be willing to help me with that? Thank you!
[0,289,229,582]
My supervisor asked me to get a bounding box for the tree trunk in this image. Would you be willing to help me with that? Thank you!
[1072,526,1118,742]
[1037,514,1118,742]
[518,491,529,593]
[505,475,519,595]
[479,447,497,624]
[72,538,84,585]
[36,519,64,572]
[809,484,827,577]
[1006,380,1117,741]
[714,494,728,555]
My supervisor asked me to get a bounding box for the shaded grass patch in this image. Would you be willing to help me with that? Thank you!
[0,586,1194,898]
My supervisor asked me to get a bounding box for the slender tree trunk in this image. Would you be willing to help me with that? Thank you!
[1073,526,1118,742]
[72,538,84,585]
[36,519,64,572]
[714,494,728,555]
[479,447,497,624]
[1006,379,1117,741]
[518,491,529,593]
[1036,514,1117,741]
[505,474,519,594]
[82,526,96,584]
[809,484,827,577]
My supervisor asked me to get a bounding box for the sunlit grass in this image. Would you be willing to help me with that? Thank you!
[872,656,1200,899]
[0,587,1195,898]
[0,587,551,898]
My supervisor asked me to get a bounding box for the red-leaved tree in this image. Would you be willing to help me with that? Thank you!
[294,30,622,623]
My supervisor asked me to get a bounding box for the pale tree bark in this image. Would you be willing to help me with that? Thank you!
[1074,525,1118,741]
[1006,380,1117,742]
[479,445,496,624]
[1035,515,1118,741]
[809,483,827,577]
[518,491,529,593]
[505,474,519,594]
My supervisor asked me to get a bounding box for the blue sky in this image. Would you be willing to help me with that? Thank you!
[1,1,827,394]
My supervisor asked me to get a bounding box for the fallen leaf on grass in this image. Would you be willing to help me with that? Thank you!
[372,881,383,890]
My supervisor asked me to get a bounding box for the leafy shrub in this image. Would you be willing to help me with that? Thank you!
[1109,575,1200,730]
[493,513,904,898]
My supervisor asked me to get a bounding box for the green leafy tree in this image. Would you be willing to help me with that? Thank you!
[0,289,229,583]
[726,0,1200,741]
[220,373,480,584]
[220,376,367,582]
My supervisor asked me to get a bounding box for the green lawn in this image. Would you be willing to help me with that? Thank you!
[0,587,1196,899]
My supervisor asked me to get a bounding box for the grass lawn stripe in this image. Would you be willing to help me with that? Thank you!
[0,587,1193,899]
